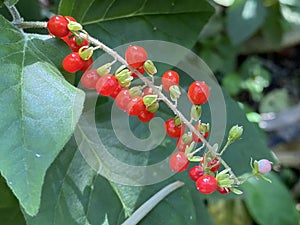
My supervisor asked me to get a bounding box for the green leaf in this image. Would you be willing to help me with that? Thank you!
[58,0,214,48]
[226,0,267,44]
[25,138,211,225]
[0,176,26,225]
[0,15,85,216]
[242,172,300,225]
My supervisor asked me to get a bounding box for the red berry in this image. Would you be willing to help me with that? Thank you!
[96,74,119,96]
[47,15,69,37]
[131,66,145,78]
[169,151,189,172]
[143,87,154,96]
[80,57,93,72]
[64,16,76,22]
[164,118,185,138]
[161,70,179,92]
[176,135,192,152]
[115,89,131,111]
[217,186,231,194]
[192,123,210,143]
[110,83,122,99]
[62,52,85,73]
[81,70,100,89]
[127,96,146,116]
[196,175,217,194]
[67,36,89,52]
[208,158,220,173]
[125,45,148,69]
[188,81,210,105]
[189,166,204,181]
[138,109,155,122]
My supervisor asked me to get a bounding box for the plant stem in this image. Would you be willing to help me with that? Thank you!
[219,139,231,156]
[13,21,47,29]
[121,181,184,225]
[4,3,22,23]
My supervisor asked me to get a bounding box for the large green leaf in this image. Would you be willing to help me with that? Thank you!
[226,0,267,45]
[242,172,299,225]
[58,0,214,48]
[0,15,85,216]
[25,138,208,225]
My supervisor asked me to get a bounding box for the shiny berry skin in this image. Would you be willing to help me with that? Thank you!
[189,166,204,181]
[80,57,93,72]
[131,66,145,78]
[127,96,146,116]
[188,81,210,105]
[176,135,192,152]
[196,175,217,194]
[161,70,179,92]
[143,87,154,96]
[138,109,155,122]
[81,70,100,89]
[125,45,148,69]
[164,118,185,138]
[96,74,119,96]
[192,123,210,143]
[208,158,220,172]
[115,89,131,111]
[110,83,122,99]
[169,151,189,172]
[217,186,231,194]
[67,36,89,52]
[62,52,85,73]
[47,15,69,37]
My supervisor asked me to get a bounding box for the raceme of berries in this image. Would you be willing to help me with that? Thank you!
[95,74,119,96]
[164,117,185,138]
[45,14,273,196]
[189,166,204,181]
[169,151,189,172]
[196,174,217,194]
[47,15,70,37]
[125,45,148,69]
[161,70,180,92]
[188,81,210,105]
[81,70,100,90]
[62,52,86,73]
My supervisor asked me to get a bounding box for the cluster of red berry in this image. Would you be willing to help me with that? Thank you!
[47,15,93,73]
[46,15,251,195]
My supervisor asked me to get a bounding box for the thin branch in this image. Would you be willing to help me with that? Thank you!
[4,3,22,23]
[13,21,47,29]
[121,181,184,225]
